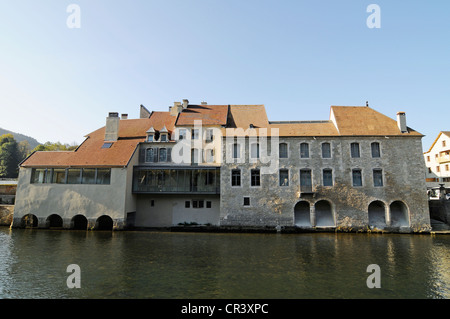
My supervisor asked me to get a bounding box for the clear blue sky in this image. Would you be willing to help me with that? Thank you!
[0,1,449,151]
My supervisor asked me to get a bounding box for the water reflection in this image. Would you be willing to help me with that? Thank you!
[0,228,449,299]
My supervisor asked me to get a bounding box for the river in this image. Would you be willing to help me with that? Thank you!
[0,227,449,299]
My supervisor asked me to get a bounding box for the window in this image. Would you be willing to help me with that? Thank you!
[279,169,289,186]
[250,143,260,159]
[52,169,66,184]
[159,148,167,162]
[443,177,450,182]
[150,200,155,207]
[427,156,430,162]
[322,143,331,159]
[67,169,81,184]
[437,166,440,173]
[206,129,214,142]
[243,197,250,206]
[205,149,214,163]
[147,135,154,142]
[102,142,113,149]
[31,168,111,185]
[300,143,309,158]
[300,169,312,187]
[191,148,200,165]
[352,169,362,187]
[444,140,447,147]
[233,143,240,159]
[192,129,199,140]
[146,148,156,163]
[279,143,288,158]
[373,169,383,187]
[351,143,360,158]
[31,168,47,184]
[251,169,261,186]
[82,168,96,184]
[446,164,449,171]
[178,129,186,140]
[323,169,333,186]
[198,200,204,208]
[428,167,432,173]
[160,134,167,142]
[231,169,241,186]
[185,201,190,208]
[206,201,212,208]
[96,169,111,185]
[371,142,380,158]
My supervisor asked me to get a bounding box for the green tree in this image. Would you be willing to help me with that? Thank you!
[0,134,20,178]
[32,141,78,152]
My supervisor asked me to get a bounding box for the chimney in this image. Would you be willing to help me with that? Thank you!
[171,102,184,115]
[105,112,120,141]
[396,112,407,133]
[201,101,207,105]
[183,99,189,108]
[121,113,128,120]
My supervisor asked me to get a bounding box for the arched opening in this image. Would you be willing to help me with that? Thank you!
[294,201,311,227]
[95,215,114,231]
[390,201,409,227]
[47,214,63,228]
[368,201,386,228]
[315,200,334,227]
[21,214,38,228]
[72,215,88,230]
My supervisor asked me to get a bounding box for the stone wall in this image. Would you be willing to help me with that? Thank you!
[220,135,431,233]
[0,205,14,226]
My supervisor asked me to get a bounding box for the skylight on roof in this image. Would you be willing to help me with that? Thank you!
[102,142,113,149]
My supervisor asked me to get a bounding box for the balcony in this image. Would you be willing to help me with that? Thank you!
[133,167,220,194]
[437,154,450,164]
[299,185,315,197]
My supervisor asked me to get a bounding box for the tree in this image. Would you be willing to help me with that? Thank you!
[32,141,78,152]
[0,134,20,178]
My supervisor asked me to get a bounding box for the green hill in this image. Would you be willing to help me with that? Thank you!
[0,128,41,149]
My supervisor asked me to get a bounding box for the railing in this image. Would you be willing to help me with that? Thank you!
[437,154,450,164]
[299,185,314,195]
[133,167,220,194]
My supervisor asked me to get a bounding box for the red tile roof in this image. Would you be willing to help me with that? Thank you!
[176,105,229,126]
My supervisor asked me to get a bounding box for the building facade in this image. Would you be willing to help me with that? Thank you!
[12,101,431,232]
[424,131,450,190]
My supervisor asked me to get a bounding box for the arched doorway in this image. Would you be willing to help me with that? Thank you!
[95,215,113,230]
[390,201,409,227]
[315,200,334,227]
[72,215,88,230]
[47,214,63,228]
[294,201,311,227]
[368,201,386,228]
[21,214,38,228]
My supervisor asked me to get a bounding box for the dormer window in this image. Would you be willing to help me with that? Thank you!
[159,125,169,142]
[146,126,155,142]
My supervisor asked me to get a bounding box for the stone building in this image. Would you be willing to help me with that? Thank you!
[12,101,431,232]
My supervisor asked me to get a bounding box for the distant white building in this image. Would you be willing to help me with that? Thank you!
[424,131,450,189]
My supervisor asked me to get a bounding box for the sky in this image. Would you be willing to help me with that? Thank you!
[0,1,449,151]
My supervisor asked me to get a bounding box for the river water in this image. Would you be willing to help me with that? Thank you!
[0,227,449,299]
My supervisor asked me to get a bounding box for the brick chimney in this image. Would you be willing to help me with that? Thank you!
[396,112,407,133]
[105,112,120,141]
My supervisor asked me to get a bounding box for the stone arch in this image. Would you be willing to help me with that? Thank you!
[21,214,38,228]
[368,201,386,228]
[314,200,335,227]
[71,214,88,230]
[294,201,311,227]
[95,215,114,231]
[389,201,409,227]
[47,214,63,228]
